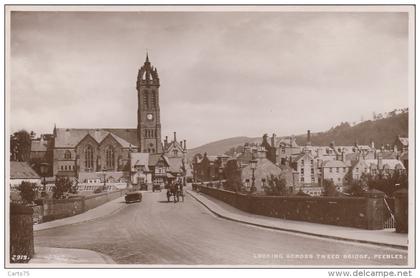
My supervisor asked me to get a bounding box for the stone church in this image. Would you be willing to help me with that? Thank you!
[50,55,187,183]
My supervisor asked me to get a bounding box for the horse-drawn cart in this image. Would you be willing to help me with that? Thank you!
[166,182,184,203]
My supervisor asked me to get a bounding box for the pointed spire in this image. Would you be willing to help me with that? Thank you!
[145,51,150,64]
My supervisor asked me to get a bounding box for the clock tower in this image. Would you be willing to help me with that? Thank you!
[136,54,163,153]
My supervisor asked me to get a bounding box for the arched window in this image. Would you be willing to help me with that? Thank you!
[64,150,71,160]
[143,91,149,107]
[151,91,156,107]
[84,145,94,170]
[106,146,115,169]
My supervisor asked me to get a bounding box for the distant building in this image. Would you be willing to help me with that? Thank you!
[393,135,408,152]
[320,160,350,192]
[276,136,301,165]
[10,161,41,191]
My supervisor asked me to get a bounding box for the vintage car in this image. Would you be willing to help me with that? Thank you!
[125,191,142,203]
[152,183,162,192]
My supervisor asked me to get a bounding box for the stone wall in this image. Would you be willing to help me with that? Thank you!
[84,190,125,211]
[10,204,34,263]
[196,185,384,230]
[41,189,126,222]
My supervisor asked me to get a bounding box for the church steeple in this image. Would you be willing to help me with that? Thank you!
[136,54,162,154]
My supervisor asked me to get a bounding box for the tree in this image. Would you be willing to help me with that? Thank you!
[18,181,37,204]
[10,130,32,162]
[323,179,339,196]
[365,171,408,196]
[223,160,242,192]
[53,177,75,199]
[264,174,288,196]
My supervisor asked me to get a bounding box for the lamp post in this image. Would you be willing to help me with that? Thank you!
[250,159,257,193]
[39,162,49,198]
[101,167,107,192]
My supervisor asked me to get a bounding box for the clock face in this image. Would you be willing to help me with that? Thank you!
[146,113,153,120]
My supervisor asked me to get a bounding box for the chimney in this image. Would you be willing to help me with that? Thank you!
[183,139,187,150]
[173,132,177,142]
[164,136,168,148]
[180,141,183,149]
[371,140,375,149]
[307,130,311,146]
[289,136,293,146]
[271,133,276,147]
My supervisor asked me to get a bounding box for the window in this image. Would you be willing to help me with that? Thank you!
[64,150,71,160]
[356,167,359,172]
[300,177,304,182]
[301,160,304,166]
[151,91,156,107]
[310,160,314,165]
[311,177,315,183]
[143,90,149,107]
[173,149,178,156]
[300,168,304,174]
[84,145,94,170]
[336,167,339,173]
[106,146,115,169]
[311,168,314,174]
[338,178,341,182]
[329,168,332,173]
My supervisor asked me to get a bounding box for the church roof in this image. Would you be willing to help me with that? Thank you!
[55,128,137,148]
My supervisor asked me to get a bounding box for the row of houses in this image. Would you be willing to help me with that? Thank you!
[11,132,192,199]
[192,132,408,196]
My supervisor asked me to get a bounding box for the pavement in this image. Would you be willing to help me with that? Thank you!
[29,247,115,265]
[186,188,408,250]
[31,194,128,265]
[34,190,408,266]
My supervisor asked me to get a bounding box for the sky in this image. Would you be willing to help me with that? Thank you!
[9,11,409,148]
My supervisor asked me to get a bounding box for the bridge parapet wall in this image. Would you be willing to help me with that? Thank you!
[195,184,383,230]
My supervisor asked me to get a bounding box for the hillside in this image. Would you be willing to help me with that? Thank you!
[294,112,408,147]
[187,136,260,159]
[187,111,408,159]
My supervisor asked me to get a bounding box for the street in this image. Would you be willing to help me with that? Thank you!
[34,191,408,265]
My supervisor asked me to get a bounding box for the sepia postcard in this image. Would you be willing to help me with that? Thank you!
[3,4,416,271]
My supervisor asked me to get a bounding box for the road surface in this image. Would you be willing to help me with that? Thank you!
[34,191,408,266]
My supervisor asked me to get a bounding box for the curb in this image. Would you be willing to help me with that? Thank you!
[187,190,408,251]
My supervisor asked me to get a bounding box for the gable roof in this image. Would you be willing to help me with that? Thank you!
[55,128,136,148]
[130,152,150,172]
[10,162,40,179]
[322,160,347,168]
[166,157,184,173]
[397,137,409,146]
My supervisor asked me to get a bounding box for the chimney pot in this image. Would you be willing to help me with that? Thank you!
[174,132,177,142]
[183,139,187,150]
